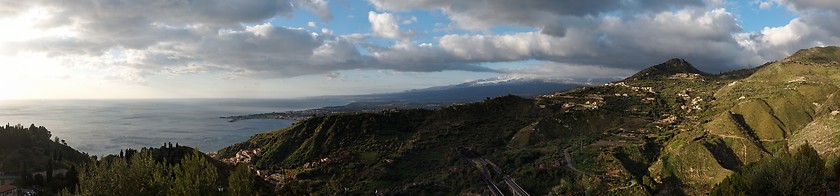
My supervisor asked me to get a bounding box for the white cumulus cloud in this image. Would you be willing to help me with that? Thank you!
[368,11,414,39]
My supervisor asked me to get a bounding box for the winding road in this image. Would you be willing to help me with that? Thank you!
[563,147,589,175]
[563,146,618,179]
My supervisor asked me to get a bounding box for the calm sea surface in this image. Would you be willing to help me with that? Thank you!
[0,99,348,156]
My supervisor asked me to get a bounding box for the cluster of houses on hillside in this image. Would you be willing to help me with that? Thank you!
[214,148,342,185]
[0,171,38,196]
[214,149,295,184]
[670,73,703,79]
[0,171,19,196]
[215,149,262,165]
[605,82,656,94]
[538,81,662,112]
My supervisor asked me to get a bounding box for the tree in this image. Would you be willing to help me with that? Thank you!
[126,151,169,195]
[78,158,130,196]
[170,151,219,196]
[228,164,256,196]
[34,174,45,186]
[826,154,840,188]
[57,188,72,196]
[21,162,29,184]
[46,160,54,183]
[713,143,829,195]
[66,166,79,193]
[790,143,826,194]
[739,143,826,195]
[710,172,748,196]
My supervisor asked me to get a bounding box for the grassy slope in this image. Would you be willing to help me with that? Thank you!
[649,46,840,193]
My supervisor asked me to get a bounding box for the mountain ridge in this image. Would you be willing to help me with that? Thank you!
[334,77,598,103]
[627,58,708,80]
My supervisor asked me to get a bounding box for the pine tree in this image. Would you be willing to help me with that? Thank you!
[827,154,840,188]
[747,143,826,195]
[66,165,79,193]
[57,188,72,196]
[47,159,54,183]
[79,158,129,195]
[126,151,169,195]
[20,162,29,184]
[170,151,219,196]
[227,164,256,196]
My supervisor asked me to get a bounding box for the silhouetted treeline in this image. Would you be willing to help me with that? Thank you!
[60,148,267,196]
[0,124,53,148]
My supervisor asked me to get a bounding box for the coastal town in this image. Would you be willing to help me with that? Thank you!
[221,102,450,122]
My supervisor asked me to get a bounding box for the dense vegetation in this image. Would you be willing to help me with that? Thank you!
[1,124,269,195]
[64,147,269,196]
[711,144,831,195]
[0,124,89,194]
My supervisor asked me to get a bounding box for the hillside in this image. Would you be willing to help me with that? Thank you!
[0,124,91,193]
[218,46,840,195]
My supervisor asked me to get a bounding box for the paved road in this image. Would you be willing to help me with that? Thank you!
[479,167,505,196]
[481,158,530,196]
[563,147,592,175]
[459,153,504,196]
[459,150,533,196]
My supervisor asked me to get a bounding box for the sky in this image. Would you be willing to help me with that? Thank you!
[0,0,838,99]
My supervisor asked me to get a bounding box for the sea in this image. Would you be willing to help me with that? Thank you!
[0,98,349,156]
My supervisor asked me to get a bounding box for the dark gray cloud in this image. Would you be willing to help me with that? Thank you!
[2,0,331,56]
[368,42,501,73]
[369,0,704,30]
[782,0,840,13]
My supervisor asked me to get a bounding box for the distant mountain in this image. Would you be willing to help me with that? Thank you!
[221,78,595,122]
[342,78,600,103]
[627,58,708,80]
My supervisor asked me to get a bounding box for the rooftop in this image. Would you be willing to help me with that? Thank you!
[0,185,16,193]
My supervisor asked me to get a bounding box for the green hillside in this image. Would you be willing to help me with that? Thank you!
[218,46,840,195]
[0,124,91,193]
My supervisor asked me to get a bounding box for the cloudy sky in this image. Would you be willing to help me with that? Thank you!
[0,0,838,99]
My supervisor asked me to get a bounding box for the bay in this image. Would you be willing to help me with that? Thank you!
[0,98,348,156]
